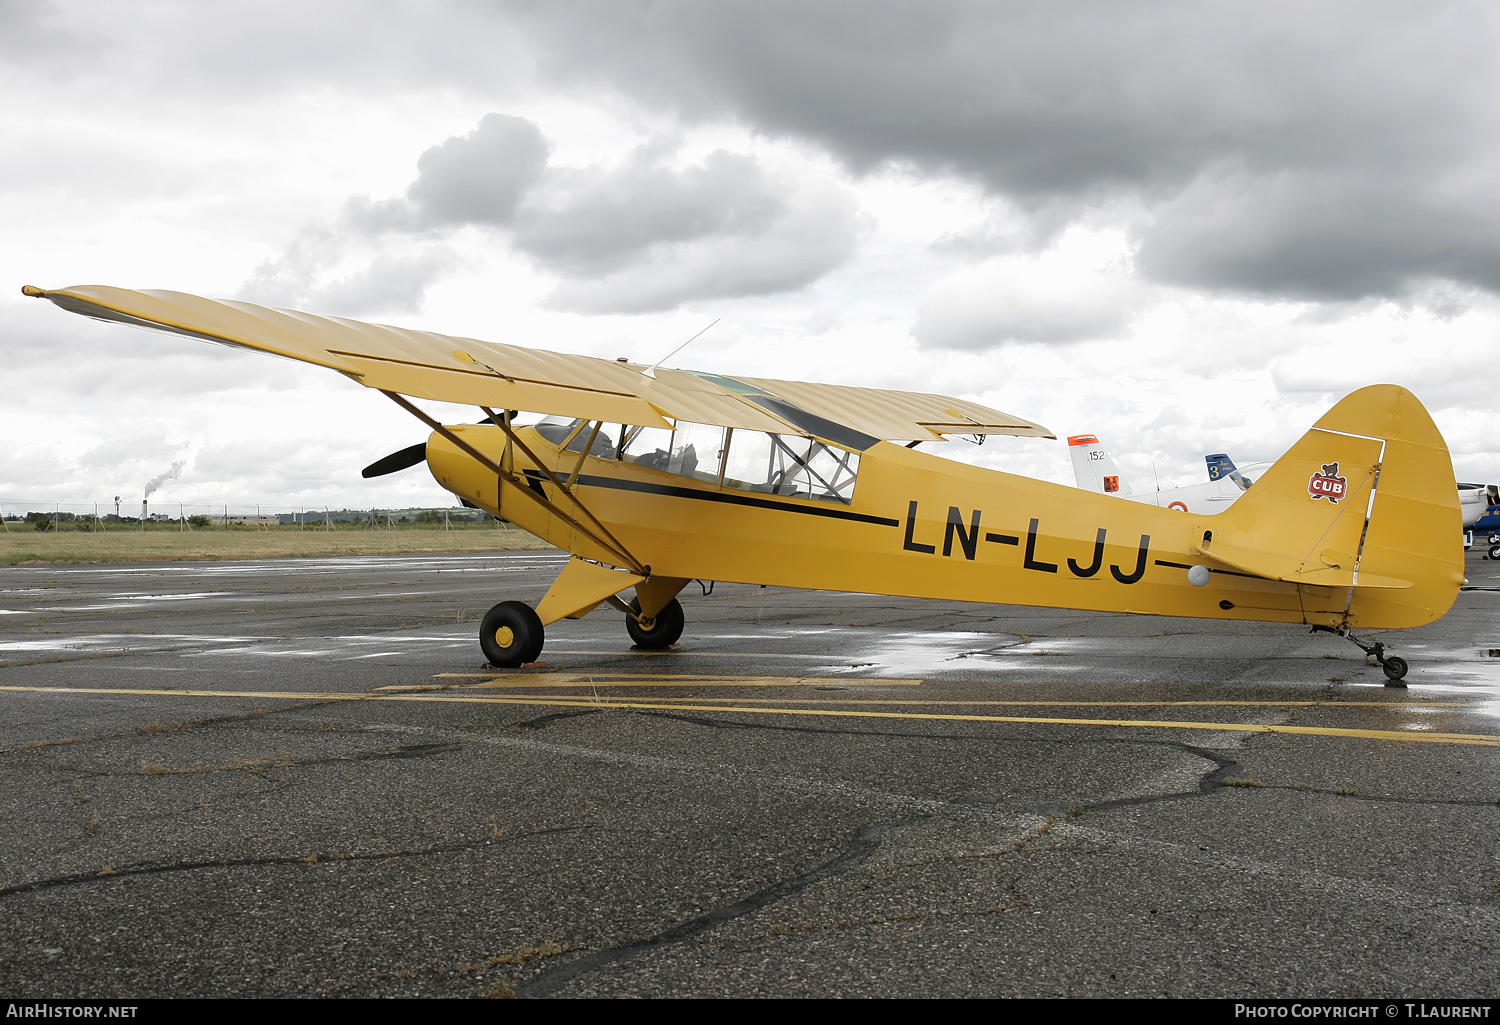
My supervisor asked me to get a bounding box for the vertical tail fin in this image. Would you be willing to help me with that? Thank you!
[1205,453,1236,482]
[1196,385,1461,629]
[1206,452,1253,491]
[1068,435,1131,496]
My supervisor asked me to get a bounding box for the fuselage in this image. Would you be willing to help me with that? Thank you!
[425,420,1458,631]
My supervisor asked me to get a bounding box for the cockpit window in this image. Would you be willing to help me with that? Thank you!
[721,430,859,503]
[618,425,674,470]
[535,417,617,459]
[567,418,860,504]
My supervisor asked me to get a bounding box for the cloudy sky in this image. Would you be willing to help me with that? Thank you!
[3,1,1498,515]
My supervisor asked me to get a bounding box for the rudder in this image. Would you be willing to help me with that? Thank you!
[1196,385,1462,629]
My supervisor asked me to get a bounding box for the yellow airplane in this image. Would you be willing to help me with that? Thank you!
[24,285,1464,685]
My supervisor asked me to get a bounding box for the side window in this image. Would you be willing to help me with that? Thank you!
[799,442,859,503]
[620,425,674,470]
[668,423,727,483]
[722,430,776,491]
[617,422,858,503]
[721,430,858,503]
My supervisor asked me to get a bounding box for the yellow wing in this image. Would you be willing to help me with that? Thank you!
[23,285,1053,444]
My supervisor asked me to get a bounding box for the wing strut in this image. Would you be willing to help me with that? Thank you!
[379,391,649,577]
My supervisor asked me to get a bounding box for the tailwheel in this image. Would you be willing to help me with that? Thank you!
[626,597,684,650]
[1310,623,1410,687]
[480,601,545,667]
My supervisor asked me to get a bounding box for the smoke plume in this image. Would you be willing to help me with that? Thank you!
[143,460,184,499]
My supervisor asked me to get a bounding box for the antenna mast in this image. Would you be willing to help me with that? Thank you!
[642,319,720,380]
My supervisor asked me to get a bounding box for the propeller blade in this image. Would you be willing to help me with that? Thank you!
[361,443,428,478]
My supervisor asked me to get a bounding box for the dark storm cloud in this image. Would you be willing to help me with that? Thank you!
[501,0,1500,301]
[404,114,550,228]
[513,150,783,275]
[512,148,857,311]
[251,115,858,314]
[29,3,1497,304]
[1135,172,1500,300]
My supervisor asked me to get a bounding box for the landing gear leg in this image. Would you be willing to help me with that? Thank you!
[1311,625,1408,687]
[480,601,545,668]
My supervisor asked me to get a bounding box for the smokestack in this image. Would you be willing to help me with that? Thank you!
[141,500,148,522]
[144,460,184,500]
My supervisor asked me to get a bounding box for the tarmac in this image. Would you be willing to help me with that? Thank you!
[0,548,1497,998]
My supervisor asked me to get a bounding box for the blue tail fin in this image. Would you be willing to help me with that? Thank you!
[1207,452,1253,490]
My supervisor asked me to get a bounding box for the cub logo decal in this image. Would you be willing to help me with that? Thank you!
[1308,461,1347,504]
[1103,475,1120,493]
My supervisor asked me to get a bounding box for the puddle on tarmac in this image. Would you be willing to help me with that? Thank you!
[812,630,1030,677]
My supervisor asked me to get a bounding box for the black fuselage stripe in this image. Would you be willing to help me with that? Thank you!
[1155,557,1266,580]
[571,474,901,526]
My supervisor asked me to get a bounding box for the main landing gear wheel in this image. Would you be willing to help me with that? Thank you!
[626,597,684,649]
[1382,656,1409,683]
[480,601,544,667]
[1489,544,1500,561]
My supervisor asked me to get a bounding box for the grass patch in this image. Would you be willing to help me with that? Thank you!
[0,523,554,565]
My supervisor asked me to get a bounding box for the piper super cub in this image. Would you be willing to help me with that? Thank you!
[25,285,1464,685]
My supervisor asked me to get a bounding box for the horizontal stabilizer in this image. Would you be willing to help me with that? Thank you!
[1190,540,1412,589]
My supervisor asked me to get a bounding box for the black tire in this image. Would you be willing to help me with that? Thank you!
[626,597,684,649]
[1489,545,1500,561]
[479,601,545,667]
[1489,534,1500,545]
[1382,656,1409,682]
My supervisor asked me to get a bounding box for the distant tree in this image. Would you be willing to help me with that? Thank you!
[188,515,212,529]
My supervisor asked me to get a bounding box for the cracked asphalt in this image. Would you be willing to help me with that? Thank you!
[0,548,1497,998]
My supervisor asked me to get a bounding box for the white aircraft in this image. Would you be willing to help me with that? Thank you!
[1073,435,1498,537]
[1458,483,1498,532]
[1067,435,1267,515]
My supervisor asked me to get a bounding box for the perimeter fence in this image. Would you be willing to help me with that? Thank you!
[0,500,500,532]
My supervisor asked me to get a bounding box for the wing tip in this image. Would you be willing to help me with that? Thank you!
[20,284,45,297]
